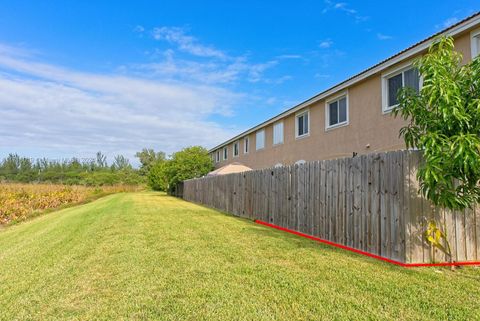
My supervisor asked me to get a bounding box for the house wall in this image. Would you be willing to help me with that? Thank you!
[212,29,476,170]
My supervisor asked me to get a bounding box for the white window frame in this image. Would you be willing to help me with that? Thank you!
[216,150,220,163]
[273,121,284,145]
[233,141,239,157]
[244,136,249,154]
[295,109,310,139]
[256,129,265,150]
[471,28,480,59]
[381,62,420,113]
[223,147,228,161]
[325,91,349,130]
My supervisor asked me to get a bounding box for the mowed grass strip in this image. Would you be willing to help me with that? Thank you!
[0,192,479,320]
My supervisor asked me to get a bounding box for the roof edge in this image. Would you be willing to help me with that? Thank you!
[209,11,480,153]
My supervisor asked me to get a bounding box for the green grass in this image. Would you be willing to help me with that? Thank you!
[0,192,479,320]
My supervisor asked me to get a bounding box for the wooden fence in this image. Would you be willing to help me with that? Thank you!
[182,150,479,264]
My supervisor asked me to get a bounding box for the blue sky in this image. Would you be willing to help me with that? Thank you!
[0,1,478,163]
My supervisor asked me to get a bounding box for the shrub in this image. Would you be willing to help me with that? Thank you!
[393,36,480,210]
[147,146,213,192]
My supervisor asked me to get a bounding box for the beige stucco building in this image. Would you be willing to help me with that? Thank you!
[210,13,480,170]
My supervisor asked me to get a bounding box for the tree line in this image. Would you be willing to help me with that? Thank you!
[0,146,213,189]
[0,152,142,186]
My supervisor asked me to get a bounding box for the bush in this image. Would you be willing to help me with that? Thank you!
[148,161,168,191]
[147,146,213,192]
[393,36,480,210]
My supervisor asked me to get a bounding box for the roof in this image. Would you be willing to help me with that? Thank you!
[209,11,480,153]
[207,162,252,176]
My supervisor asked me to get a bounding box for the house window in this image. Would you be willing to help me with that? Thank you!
[233,141,239,157]
[256,129,265,150]
[296,110,309,138]
[216,150,220,163]
[472,29,480,59]
[326,94,348,129]
[476,36,480,57]
[223,147,228,160]
[273,121,284,145]
[382,65,420,112]
[244,136,249,154]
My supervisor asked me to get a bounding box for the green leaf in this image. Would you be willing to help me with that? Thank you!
[392,36,480,212]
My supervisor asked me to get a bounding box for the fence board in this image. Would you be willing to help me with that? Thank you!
[391,151,402,260]
[360,155,368,251]
[465,206,476,261]
[312,162,320,237]
[182,150,479,264]
[319,161,326,239]
[456,210,466,261]
[338,158,346,245]
[326,161,333,241]
[353,156,362,249]
[345,157,354,248]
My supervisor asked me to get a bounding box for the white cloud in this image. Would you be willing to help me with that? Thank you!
[438,17,460,29]
[143,27,287,86]
[322,1,368,22]
[0,45,241,161]
[311,49,345,68]
[135,51,283,86]
[434,9,479,30]
[266,97,277,105]
[133,25,145,33]
[275,54,303,60]
[247,60,278,83]
[377,33,393,40]
[334,2,356,14]
[0,43,42,60]
[152,26,227,59]
[319,39,333,49]
[264,75,292,85]
[0,27,296,161]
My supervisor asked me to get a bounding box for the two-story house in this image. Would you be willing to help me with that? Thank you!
[209,12,480,170]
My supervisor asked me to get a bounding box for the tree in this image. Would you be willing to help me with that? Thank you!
[393,36,480,210]
[96,151,108,169]
[147,161,168,191]
[135,148,166,176]
[1,154,20,176]
[112,155,132,171]
[147,146,213,192]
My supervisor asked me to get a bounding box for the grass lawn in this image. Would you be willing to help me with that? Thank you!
[0,192,479,320]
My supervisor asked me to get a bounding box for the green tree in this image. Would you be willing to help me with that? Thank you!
[95,151,108,169]
[147,161,168,191]
[135,148,166,176]
[112,155,132,171]
[0,154,21,179]
[393,36,480,210]
[147,146,213,192]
